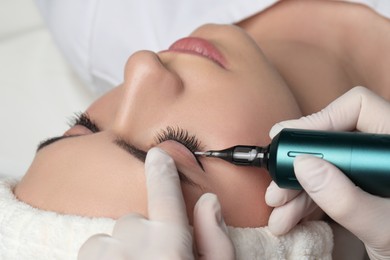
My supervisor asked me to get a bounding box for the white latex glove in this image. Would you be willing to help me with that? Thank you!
[78,147,234,260]
[265,86,390,259]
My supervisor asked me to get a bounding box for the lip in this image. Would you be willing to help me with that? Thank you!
[165,37,227,68]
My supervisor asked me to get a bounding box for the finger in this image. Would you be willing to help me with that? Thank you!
[294,155,390,244]
[265,181,301,207]
[269,86,390,138]
[193,193,235,260]
[268,191,317,235]
[145,147,188,226]
[111,213,146,239]
[78,234,128,260]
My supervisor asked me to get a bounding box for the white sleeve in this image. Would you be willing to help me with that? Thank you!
[35,0,388,95]
[344,0,390,19]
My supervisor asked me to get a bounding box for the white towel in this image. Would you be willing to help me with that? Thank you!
[0,179,333,259]
[228,222,333,259]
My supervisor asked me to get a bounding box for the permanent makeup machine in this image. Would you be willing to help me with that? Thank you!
[195,128,390,197]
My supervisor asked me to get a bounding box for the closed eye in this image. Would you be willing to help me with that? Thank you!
[114,137,203,188]
[37,112,99,151]
[155,126,205,170]
[35,114,204,188]
[68,112,100,133]
[155,126,202,152]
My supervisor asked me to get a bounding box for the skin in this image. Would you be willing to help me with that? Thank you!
[14,0,390,228]
[15,24,300,227]
[237,0,390,106]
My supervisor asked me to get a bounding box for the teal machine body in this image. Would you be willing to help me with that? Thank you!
[268,128,390,197]
[195,128,390,197]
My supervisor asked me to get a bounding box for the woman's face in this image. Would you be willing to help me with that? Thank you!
[16,24,301,227]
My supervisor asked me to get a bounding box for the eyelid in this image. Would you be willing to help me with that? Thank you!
[155,126,205,170]
[38,112,99,151]
[37,115,204,188]
[155,126,203,153]
[69,112,101,133]
[114,137,203,189]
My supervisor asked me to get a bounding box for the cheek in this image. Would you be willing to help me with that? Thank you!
[204,164,273,228]
[181,185,206,225]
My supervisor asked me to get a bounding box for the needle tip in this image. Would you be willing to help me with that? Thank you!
[194,151,211,157]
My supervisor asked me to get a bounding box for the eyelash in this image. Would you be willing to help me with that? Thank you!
[37,113,99,151]
[68,112,100,133]
[69,114,202,154]
[155,126,203,153]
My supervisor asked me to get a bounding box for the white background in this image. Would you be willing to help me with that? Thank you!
[0,0,95,178]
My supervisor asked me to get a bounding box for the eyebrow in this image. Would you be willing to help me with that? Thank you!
[113,138,147,161]
[38,135,203,189]
[114,137,204,189]
[36,135,204,190]
[37,135,79,151]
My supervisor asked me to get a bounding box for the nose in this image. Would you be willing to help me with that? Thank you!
[113,50,183,136]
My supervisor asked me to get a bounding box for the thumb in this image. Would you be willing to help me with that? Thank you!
[193,193,235,260]
[293,155,389,244]
[78,234,128,260]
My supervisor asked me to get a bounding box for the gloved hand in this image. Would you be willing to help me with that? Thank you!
[265,86,390,259]
[78,147,234,260]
